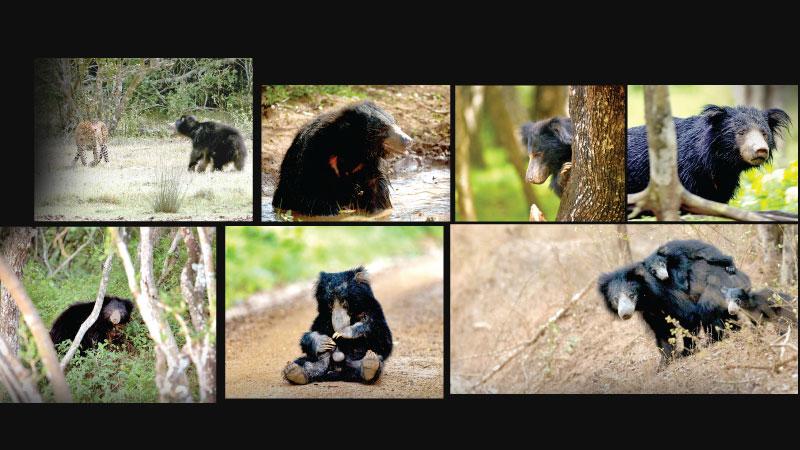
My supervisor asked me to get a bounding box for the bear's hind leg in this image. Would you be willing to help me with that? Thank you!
[344,350,384,383]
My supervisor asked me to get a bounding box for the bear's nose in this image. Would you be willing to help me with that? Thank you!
[755,147,768,158]
[401,134,413,147]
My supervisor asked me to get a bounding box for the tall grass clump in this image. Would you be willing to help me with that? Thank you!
[150,167,189,213]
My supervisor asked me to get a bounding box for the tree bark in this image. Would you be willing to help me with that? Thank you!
[780,224,797,286]
[758,224,783,284]
[626,85,682,221]
[532,86,569,121]
[111,227,193,402]
[0,256,72,402]
[615,224,632,265]
[556,85,626,222]
[455,86,477,221]
[463,87,486,169]
[0,228,36,355]
[483,86,540,207]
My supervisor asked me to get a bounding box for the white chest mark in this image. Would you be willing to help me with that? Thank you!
[332,300,350,332]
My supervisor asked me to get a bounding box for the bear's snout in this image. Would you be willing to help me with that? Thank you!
[740,129,770,165]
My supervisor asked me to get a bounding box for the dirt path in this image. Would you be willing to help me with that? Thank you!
[225,253,444,398]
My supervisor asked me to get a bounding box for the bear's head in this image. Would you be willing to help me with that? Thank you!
[598,264,647,320]
[520,117,573,184]
[315,266,373,314]
[701,105,791,167]
[339,101,413,158]
[174,115,199,137]
[103,296,134,326]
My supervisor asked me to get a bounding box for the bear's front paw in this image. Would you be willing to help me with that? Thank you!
[725,266,736,274]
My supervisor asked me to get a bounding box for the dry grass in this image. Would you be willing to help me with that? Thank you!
[34,136,253,221]
[450,224,798,394]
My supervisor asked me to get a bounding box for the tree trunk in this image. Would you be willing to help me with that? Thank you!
[483,86,540,207]
[0,228,36,355]
[463,87,486,169]
[757,224,783,284]
[532,86,569,121]
[627,85,682,221]
[780,224,797,286]
[615,224,632,265]
[455,86,477,221]
[556,85,626,222]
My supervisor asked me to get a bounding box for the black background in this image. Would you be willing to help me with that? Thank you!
[6,7,798,442]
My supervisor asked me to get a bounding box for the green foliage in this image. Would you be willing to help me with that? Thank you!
[732,160,799,213]
[10,227,210,403]
[225,226,443,308]
[262,85,365,105]
[465,145,559,221]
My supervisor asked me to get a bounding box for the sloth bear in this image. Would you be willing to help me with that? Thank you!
[282,267,393,385]
[272,101,413,216]
[175,115,246,172]
[599,250,748,369]
[628,105,791,203]
[49,296,135,351]
[723,287,797,327]
[642,239,736,293]
[520,117,573,197]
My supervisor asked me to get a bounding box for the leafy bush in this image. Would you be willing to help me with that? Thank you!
[732,160,798,213]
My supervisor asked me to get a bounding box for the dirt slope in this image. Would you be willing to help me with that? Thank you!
[225,253,444,398]
[451,224,798,394]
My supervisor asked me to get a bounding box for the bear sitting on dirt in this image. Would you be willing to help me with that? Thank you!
[49,296,135,351]
[282,267,393,384]
[520,117,573,197]
[627,105,791,203]
[272,101,413,216]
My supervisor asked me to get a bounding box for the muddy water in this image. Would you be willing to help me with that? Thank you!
[261,165,450,222]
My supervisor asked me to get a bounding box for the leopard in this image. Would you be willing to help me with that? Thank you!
[73,120,109,167]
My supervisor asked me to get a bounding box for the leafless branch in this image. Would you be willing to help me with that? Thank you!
[60,252,114,370]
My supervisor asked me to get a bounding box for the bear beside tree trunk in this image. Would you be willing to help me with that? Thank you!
[556,85,626,222]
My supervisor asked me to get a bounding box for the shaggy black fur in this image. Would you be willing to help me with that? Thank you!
[283,267,392,384]
[272,101,412,216]
[642,239,736,292]
[49,296,134,350]
[520,117,573,196]
[175,115,246,172]
[628,105,791,203]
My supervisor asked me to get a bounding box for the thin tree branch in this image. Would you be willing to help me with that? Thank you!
[0,257,72,402]
[59,252,114,370]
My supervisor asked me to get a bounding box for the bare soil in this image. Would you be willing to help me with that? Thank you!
[34,136,253,221]
[261,85,450,221]
[225,253,444,398]
[450,224,798,394]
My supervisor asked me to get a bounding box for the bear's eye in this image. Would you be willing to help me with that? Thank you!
[737,130,745,136]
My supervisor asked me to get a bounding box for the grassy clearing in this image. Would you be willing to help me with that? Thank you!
[35,136,253,221]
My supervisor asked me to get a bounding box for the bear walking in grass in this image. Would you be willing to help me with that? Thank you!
[174,115,247,172]
[520,117,573,197]
[50,296,135,351]
[272,101,413,216]
[282,267,393,385]
[627,105,791,203]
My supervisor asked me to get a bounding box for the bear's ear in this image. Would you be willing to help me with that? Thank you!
[701,105,727,125]
[548,118,573,145]
[766,108,791,135]
[353,266,369,283]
